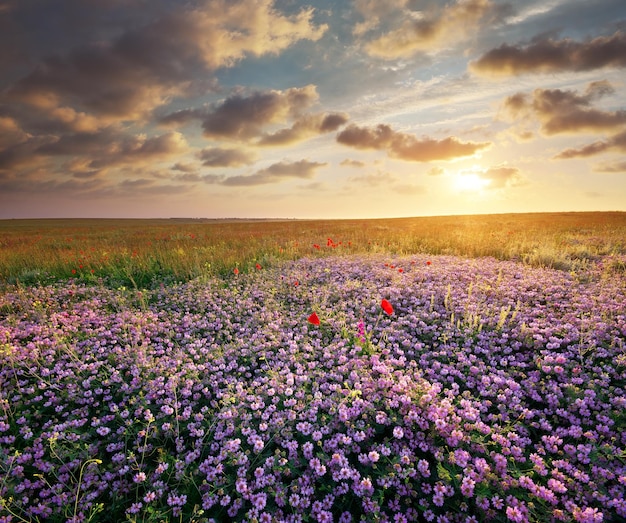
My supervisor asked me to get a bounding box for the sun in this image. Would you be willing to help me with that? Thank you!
[453,171,491,192]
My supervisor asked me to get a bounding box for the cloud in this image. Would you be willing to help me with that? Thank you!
[158,108,206,128]
[221,159,326,186]
[257,112,349,146]
[6,0,327,122]
[340,159,366,168]
[198,147,257,167]
[160,87,346,145]
[36,131,189,169]
[470,31,626,76]
[336,123,490,161]
[479,165,524,188]
[351,0,410,36]
[427,166,444,176]
[0,116,29,148]
[555,130,626,159]
[347,169,426,195]
[171,162,197,173]
[593,160,626,173]
[501,81,626,135]
[201,85,319,140]
[363,0,498,58]
[348,171,396,187]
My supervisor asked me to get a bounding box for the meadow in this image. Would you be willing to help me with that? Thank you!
[1,212,625,288]
[1,212,625,522]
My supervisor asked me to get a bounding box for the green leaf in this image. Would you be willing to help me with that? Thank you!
[436,462,452,482]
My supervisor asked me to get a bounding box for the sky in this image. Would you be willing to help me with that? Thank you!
[1,0,625,219]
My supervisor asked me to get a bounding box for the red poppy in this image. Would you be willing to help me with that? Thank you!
[381,299,394,315]
[398,268,403,273]
[308,312,320,325]
[256,263,262,270]
[233,267,239,275]
[426,261,432,266]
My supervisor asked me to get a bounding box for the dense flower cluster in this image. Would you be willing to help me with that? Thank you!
[1,254,625,522]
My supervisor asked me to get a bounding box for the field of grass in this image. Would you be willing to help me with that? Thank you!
[1,212,625,522]
[1,212,625,288]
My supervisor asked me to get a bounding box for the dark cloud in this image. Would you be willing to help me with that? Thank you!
[555,130,626,159]
[158,108,207,128]
[4,0,327,122]
[336,123,490,162]
[501,81,626,135]
[470,31,626,76]
[201,85,319,140]
[257,112,348,146]
[221,159,326,186]
[198,147,257,167]
[33,130,188,171]
[158,87,345,145]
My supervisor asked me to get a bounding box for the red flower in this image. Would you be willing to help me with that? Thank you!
[308,312,320,326]
[426,261,432,266]
[256,263,262,270]
[233,267,239,275]
[381,299,393,315]
[398,268,403,273]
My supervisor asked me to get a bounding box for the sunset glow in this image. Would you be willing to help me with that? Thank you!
[0,0,625,219]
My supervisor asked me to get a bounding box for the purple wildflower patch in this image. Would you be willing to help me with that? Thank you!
[0,254,625,521]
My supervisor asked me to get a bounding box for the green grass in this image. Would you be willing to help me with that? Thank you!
[1,212,625,288]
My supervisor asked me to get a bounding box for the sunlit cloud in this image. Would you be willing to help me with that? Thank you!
[427,166,445,176]
[471,31,626,76]
[340,159,366,168]
[348,171,396,187]
[220,159,326,186]
[171,162,197,173]
[347,170,426,196]
[593,159,626,173]
[336,123,490,162]
[0,116,29,148]
[454,165,524,191]
[363,0,501,58]
[479,165,525,188]
[555,130,626,159]
[258,112,349,146]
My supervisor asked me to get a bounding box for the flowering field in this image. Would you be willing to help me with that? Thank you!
[1,252,625,523]
[2,212,625,288]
